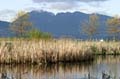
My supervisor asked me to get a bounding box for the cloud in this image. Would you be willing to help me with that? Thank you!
[0,10,17,22]
[32,0,108,10]
[48,3,78,10]
[32,0,108,3]
[31,0,109,15]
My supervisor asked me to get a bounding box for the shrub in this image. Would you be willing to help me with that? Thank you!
[27,29,52,39]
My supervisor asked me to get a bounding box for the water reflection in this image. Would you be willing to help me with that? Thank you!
[0,56,120,79]
[91,56,120,79]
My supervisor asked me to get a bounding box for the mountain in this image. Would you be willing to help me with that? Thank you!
[0,21,12,37]
[28,11,111,39]
[0,11,112,39]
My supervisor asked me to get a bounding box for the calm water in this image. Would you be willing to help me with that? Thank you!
[0,56,120,79]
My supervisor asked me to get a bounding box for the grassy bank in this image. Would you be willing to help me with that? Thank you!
[0,39,119,64]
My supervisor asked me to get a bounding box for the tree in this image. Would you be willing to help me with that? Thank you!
[10,11,32,37]
[107,16,120,40]
[81,14,99,39]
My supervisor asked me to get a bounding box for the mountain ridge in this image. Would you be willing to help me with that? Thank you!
[28,11,111,39]
[0,11,112,39]
[0,21,12,37]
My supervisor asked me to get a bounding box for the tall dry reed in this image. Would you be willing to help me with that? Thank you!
[0,39,119,64]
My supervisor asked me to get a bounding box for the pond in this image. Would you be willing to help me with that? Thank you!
[0,56,120,79]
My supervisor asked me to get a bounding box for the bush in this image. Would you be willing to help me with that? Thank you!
[27,29,52,39]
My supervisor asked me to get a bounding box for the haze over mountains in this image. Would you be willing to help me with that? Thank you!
[0,11,111,39]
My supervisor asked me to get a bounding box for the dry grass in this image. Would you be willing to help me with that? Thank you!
[0,38,119,64]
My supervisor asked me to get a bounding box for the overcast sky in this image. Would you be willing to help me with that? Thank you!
[0,0,120,22]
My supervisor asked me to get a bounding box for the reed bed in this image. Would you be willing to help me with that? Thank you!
[0,39,119,64]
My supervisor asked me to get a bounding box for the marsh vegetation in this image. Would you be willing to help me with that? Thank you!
[0,39,119,64]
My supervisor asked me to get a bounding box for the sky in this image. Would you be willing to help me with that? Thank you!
[0,0,120,22]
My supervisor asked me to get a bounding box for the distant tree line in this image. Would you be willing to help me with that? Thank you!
[81,14,120,40]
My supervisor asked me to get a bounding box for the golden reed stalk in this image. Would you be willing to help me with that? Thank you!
[0,39,119,64]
